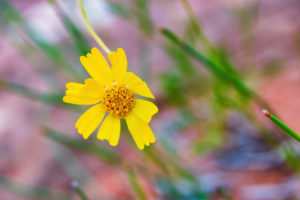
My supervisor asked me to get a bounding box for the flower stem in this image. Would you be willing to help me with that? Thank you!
[263,109,300,142]
[78,0,111,54]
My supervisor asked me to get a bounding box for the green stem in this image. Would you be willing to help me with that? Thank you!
[160,28,253,97]
[0,176,72,200]
[1,79,60,105]
[160,28,277,114]
[78,0,111,54]
[263,109,300,142]
[180,0,211,50]
[128,170,146,200]
[0,79,81,112]
[43,127,121,164]
[70,181,88,200]
[180,0,242,78]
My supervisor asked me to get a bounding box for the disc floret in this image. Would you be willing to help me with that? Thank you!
[102,85,135,118]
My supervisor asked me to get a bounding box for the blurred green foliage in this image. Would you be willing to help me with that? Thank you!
[0,176,72,200]
[128,170,147,200]
[0,0,299,199]
[44,127,121,165]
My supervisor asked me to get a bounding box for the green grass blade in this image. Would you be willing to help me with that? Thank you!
[25,27,83,80]
[70,181,89,200]
[128,170,146,200]
[45,140,92,185]
[5,81,63,105]
[180,0,211,49]
[0,176,72,200]
[160,28,280,114]
[135,0,153,35]
[43,127,121,164]
[0,79,79,110]
[106,1,133,20]
[180,0,241,78]
[263,110,300,142]
[48,0,90,56]
[160,28,253,98]
[0,0,82,81]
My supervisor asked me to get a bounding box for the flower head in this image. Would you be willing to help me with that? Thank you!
[63,48,158,150]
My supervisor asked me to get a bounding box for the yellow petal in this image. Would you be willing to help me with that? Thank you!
[132,99,158,123]
[97,114,121,146]
[82,78,105,96]
[66,82,84,90]
[125,112,156,150]
[122,72,155,99]
[75,104,106,139]
[63,79,104,105]
[80,48,113,86]
[122,72,141,86]
[63,96,100,105]
[108,48,127,83]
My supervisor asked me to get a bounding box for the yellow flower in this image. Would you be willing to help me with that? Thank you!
[63,48,158,150]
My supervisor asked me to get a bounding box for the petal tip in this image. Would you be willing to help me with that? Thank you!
[117,48,125,53]
[109,141,118,147]
[82,135,89,140]
[79,55,86,61]
[150,94,155,99]
[91,47,100,55]
[62,96,69,103]
[137,144,145,150]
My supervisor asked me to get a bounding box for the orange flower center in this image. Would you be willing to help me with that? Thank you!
[102,85,135,118]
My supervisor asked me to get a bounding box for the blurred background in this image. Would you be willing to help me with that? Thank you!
[1,0,300,199]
